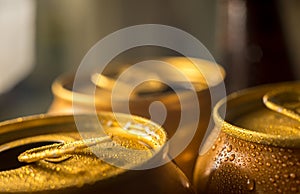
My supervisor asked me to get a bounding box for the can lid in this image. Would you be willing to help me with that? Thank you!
[52,57,225,109]
[0,113,167,192]
[214,82,300,148]
[91,57,225,97]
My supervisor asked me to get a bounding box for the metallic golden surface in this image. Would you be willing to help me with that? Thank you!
[0,132,125,192]
[48,57,225,180]
[0,113,194,194]
[18,136,111,163]
[90,57,224,95]
[194,81,300,194]
[213,82,300,147]
[263,89,300,123]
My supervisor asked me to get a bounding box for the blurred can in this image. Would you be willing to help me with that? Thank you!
[48,57,225,179]
[0,112,194,193]
[193,82,300,193]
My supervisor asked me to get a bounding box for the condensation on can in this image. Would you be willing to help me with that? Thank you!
[0,113,194,194]
[194,81,300,194]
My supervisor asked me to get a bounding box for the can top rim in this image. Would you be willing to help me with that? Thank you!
[51,57,226,107]
[214,81,300,148]
[0,112,168,192]
[0,112,166,142]
[91,56,226,90]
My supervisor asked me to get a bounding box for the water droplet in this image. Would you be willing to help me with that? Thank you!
[250,144,255,149]
[229,154,235,161]
[226,145,232,152]
[212,145,216,151]
[290,173,296,179]
[274,174,279,179]
[285,179,290,183]
[257,181,261,185]
[246,179,255,191]
[25,169,31,175]
[106,120,113,127]
[288,162,294,166]
[291,187,298,192]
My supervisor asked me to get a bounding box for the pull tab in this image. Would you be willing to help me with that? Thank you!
[18,136,111,163]
[263,89,300,122]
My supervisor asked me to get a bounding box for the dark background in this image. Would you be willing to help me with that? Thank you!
[0,0,299,121]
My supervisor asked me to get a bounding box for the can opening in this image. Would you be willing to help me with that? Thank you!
[0,141,60,171]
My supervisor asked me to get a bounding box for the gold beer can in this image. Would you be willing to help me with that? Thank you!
[0,113,194,193]
[48,57,225,179]
[194,82,300,194]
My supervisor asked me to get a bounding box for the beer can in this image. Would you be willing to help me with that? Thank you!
[193,82,300,193]
[0,112,194,193]
[48,57,225,179]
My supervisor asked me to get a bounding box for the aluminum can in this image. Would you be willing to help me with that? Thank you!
[48,57,225,179]
[194,82,300,194]
[0,112,194,193]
